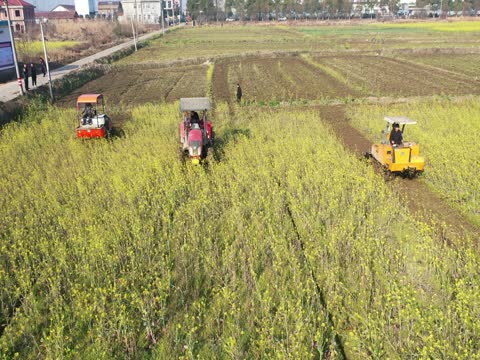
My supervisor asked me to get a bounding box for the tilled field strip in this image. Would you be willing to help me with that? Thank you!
[316,104,479,244]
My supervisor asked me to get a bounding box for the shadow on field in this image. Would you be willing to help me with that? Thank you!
[213,127,251,162]
[105,111,130,139]
[110,127,126,139]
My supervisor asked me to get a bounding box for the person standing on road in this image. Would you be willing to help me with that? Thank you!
[22,64,29,92]
[236,83,242,103]
[39,58,46,77]
[30,63,37,87]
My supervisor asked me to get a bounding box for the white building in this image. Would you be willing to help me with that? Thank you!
[122,0,178,24]
[74,0,97,16]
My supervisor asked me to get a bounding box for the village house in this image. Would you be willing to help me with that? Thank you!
[98,1,123,19]
[122,0,178,24]
[27,0,74,12]
[36,4,78,22]
[0,0,35,33]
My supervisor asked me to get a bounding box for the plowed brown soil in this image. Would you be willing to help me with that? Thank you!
[59,64,208,107]
[318,104,479,245]
[313,55,480,97]
[213,56,359,103]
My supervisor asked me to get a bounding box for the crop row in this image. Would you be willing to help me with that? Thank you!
[59,64,208,107]
[118,24,480,66]
[399,53,480,78]
[311,55,480,97]
[213,57,356,103]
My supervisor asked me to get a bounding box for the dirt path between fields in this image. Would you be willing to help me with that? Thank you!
[317,104,479,245]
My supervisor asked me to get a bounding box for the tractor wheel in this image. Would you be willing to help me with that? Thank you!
[206,147,214,163]
[405,168,417,179]
[383,166,395,181]
[178,148,188,163]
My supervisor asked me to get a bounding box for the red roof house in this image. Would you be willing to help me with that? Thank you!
[0,0,35,33]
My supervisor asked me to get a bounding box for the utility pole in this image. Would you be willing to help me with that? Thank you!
[131,18,137,51]
[39,21,53,100]
[4,0,24,95]
[134,0,138,23]
[160,0,165,35]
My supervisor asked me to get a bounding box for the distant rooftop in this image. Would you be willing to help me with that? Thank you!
[0,0,35,7]
[36,10,78,19]
[51,4,75,11]
[98,1,121,4]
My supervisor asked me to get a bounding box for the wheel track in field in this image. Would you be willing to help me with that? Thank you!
[317,104,480,245]
[212,60,235,116]
[274,177,348,359]
[383,55,480,84]
[164,72,186,102]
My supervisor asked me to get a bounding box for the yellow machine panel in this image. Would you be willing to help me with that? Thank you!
[371,143,424,173]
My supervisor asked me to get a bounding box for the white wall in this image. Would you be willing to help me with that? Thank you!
[74,0,98,16]
[122,0,163,24]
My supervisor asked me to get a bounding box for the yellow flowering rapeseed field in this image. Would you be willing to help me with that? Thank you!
[349,99,480,226]
[0,100,479,358]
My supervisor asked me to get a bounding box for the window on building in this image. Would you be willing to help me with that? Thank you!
[15,10,21,17]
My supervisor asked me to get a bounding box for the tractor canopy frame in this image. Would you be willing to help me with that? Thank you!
[382,116,417,144]
[77,94,105,114]
[180,97,211,112]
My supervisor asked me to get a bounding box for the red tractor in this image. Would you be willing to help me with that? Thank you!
[179,97,213,164]
[76,94,112,139]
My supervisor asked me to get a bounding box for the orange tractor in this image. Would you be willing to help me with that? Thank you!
[76,94,112,139]
[179,97,214,164]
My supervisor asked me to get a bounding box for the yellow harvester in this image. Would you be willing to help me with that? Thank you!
[369,116,425,177]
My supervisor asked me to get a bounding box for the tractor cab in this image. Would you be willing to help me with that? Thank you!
[179,97,213,164]
[369,116,425,177]
[76,94,112,139]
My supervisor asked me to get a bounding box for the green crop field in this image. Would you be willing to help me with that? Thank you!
[1,20,480,359]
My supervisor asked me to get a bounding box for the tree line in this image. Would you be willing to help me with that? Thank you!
[187,0,480,20]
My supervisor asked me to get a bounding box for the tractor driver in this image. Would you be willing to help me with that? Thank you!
[390,123,403,147]
[190,111,200,124]
[82,103,94,125]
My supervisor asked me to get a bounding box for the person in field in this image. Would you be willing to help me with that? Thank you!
[236,83,242,103]
[30,63,37,87]
[390,123,403,146]
[40,58,46,77]
[22,64,29,91]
